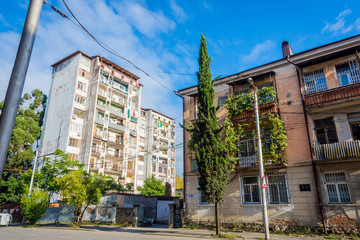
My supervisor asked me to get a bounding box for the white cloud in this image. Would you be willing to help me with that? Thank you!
[322,9,357,35]
[241,40,276,64]
[169,0,188,22]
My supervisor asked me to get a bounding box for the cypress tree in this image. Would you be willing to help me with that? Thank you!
[184,34,234,236]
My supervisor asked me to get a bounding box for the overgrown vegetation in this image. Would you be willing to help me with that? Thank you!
[138,175,165,196]
[225,87,287,164]
[21,188,49,225]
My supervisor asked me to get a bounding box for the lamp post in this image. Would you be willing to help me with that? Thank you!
[247,78,270,239]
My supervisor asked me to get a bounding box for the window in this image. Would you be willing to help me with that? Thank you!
[314,118,338,144]
[71,122,82,133]
[324,172,351,203]
[198,179,213,205]
[267,173,289,204]
[235,87,249,96]
[80,68,86,77]
[74,95,86,105]
[304,69,328,94]
[90,158,95,168]
[336,60,360,86]
[238,132,256,167]
[218,93,228,107]
[242,176,260,204]
[73,108,85,119]
[69,153,78,161]
[77,81,86,92]
[68,138,78,147]
[348,112,360,140]
[152,165,156,172]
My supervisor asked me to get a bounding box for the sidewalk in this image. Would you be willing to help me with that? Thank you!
[8,223,329,239]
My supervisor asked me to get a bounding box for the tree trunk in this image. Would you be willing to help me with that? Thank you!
[215,201,220,236]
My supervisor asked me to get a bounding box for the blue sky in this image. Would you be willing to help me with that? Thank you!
[1,0,360,176]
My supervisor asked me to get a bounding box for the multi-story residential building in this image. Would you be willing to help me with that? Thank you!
[177,35,360,230]
[40,51,143,188]
[139,108,176,195]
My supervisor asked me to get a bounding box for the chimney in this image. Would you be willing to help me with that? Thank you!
[281,41,294,58]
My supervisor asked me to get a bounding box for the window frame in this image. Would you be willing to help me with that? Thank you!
[267,172,290,204]
[303,68,328,94]
[241,175,261,204]
[197,179,214,206]
[324,172,352,204]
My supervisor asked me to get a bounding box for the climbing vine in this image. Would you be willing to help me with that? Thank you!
[225,87,287,165]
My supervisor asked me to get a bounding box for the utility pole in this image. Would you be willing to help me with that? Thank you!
[28,147,39,198]
[248,78,270,239]
[0,0,43,179]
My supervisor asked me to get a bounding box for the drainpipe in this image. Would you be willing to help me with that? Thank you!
[174,90,186,210]
[286,57,327,234]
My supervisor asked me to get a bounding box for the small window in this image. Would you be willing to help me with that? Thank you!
[74,95,86,105]
[218,93,228,107]
[69,153,78,161]
[314,118,338,144]
[324,172,351,204]
[336,60,360,86]
[267,173,289,204]
[304,69,328,94]
[348,112,360,140]
[198,179,214,205]
[68,138,78,147]
[77,81,86,92]
[242,176,260,204]
[73,108,85,119]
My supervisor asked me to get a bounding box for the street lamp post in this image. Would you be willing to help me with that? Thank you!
[248,78,270,239]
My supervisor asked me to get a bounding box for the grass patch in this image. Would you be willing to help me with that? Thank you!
[325,236,338,239]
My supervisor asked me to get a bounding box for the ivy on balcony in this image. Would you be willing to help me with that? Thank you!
[225,87,287,164]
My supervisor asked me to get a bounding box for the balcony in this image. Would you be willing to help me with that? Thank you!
[231,102,277,122]
[110,108,126,119]
[109,122,125,132]
[238,153,285,168]
[313,140,360,161]
[304,82,360,108]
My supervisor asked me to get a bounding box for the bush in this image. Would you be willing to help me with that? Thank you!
[21,188,49,224]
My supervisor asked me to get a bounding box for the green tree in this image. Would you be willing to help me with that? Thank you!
[21,188,49,225]
[138,175,165,196]
[0,89,47,172]
[57,170,112,227]
[175,175,183,190]
[182,34,239,236]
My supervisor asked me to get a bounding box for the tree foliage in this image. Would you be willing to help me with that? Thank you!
[21,188,49,225]
[182,34,240,235]
[0,89,47,171]
[57,169,115,227]
[175,175,183,190]
[138,175,165,196]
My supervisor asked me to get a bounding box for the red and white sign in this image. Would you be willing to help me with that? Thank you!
[262,175,268,189]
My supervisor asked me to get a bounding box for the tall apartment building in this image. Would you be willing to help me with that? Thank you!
[139,109,176,195]
[40,51,143,188]
[177,35,360,230]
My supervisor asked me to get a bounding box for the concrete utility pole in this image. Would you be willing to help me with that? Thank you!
[0,0,43,179]
[248,78,270,239]
[28,147,39,198]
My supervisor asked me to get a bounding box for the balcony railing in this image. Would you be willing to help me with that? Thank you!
[238,153,285,167]
[304,82,360,108]
[313,140,360,160]
[231,102,277,122]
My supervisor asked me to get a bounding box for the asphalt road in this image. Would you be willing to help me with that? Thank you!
[0,226,212,240]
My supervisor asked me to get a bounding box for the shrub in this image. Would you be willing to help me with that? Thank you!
[21,188,49,224]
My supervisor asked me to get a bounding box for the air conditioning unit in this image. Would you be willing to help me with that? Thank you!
[72,115,77,120]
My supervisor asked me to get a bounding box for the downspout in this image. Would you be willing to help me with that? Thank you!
[286,56,327,234]
[174,90,186,210]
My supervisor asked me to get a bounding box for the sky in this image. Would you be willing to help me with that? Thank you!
[0,0,360,176]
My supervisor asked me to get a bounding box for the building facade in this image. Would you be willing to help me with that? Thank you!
[177,35,360,230]
[139,108,176,195]
[40,51,143,188]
